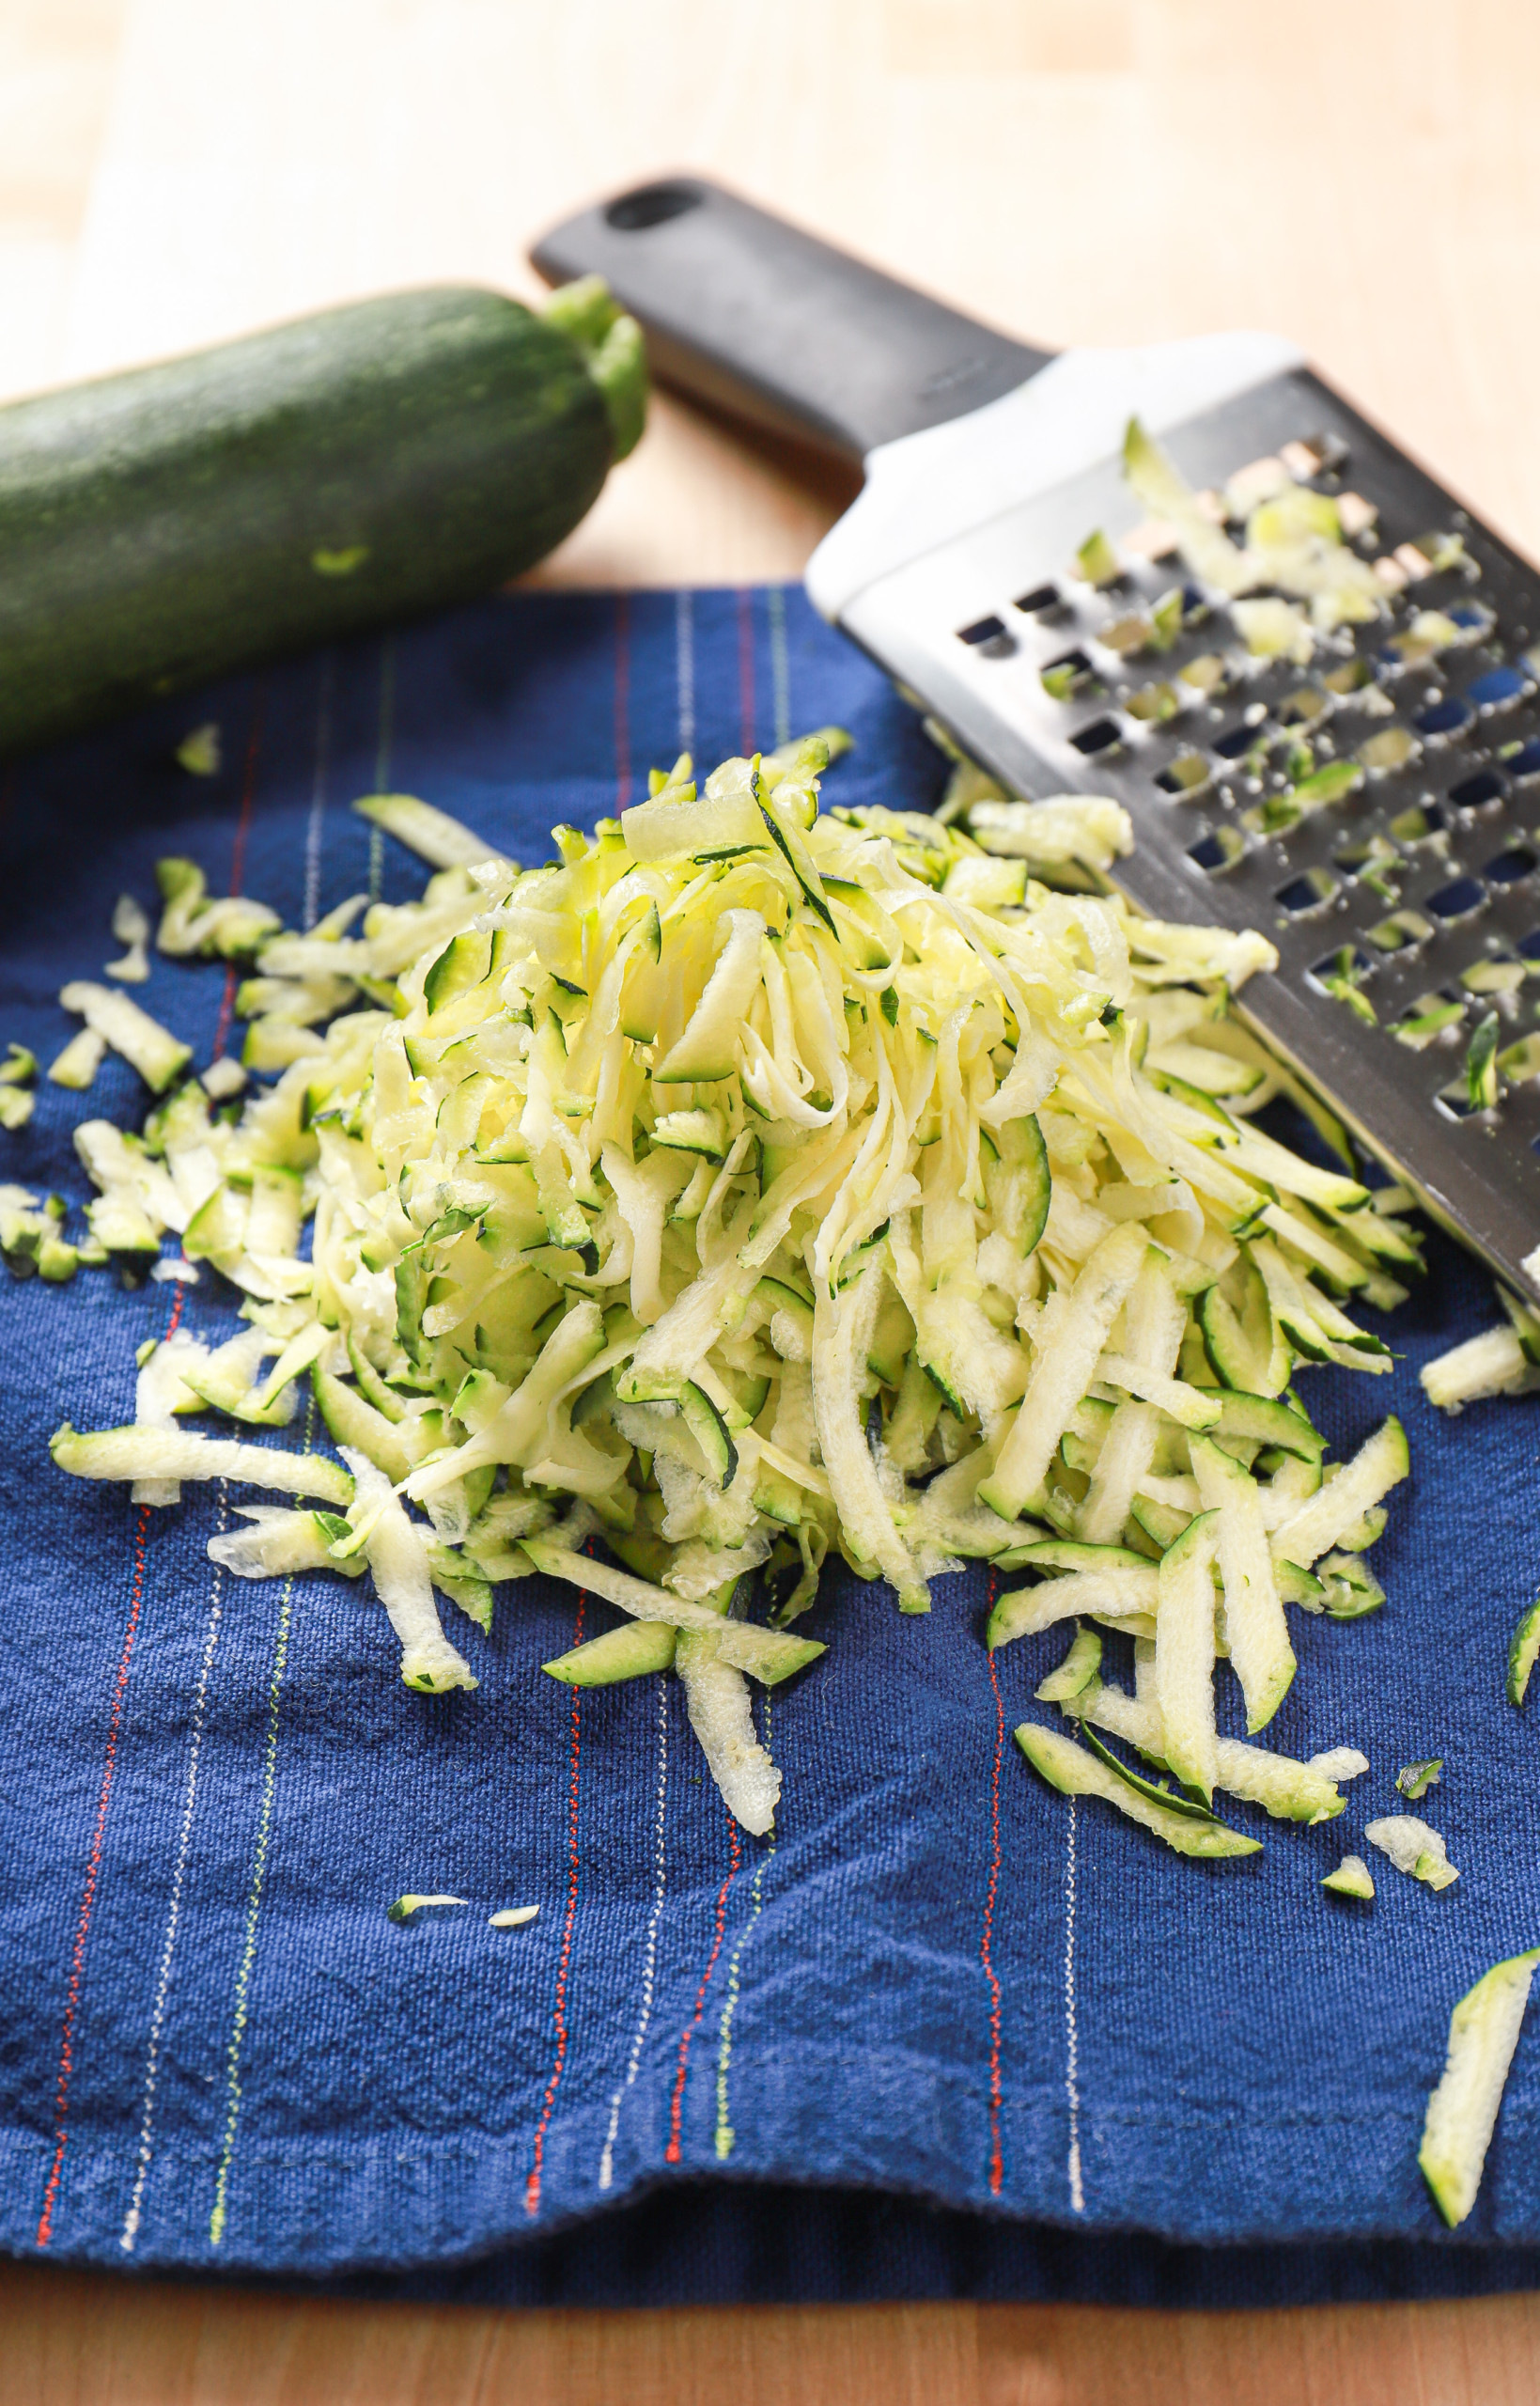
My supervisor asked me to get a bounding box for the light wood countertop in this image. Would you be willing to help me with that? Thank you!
[5,4,1540,2396]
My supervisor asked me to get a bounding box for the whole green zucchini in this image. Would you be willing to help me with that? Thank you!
[0,275,645,758]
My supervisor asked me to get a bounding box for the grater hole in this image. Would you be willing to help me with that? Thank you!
[1448,768,1507,813]
[1072,531,1124,589]
[957,614,1012,651]
[1388,800,1446,845]
[1518,930,1540,963]
[1323,657,1376,696]
[1214,721,1267,761]
[1390,991,1465,1049]
[1308,945,1376,992]
[1098,613,1154,658]
[1500,1034,1540,1083]
[1335,835,1401,893]
[1381,615,1456,673]
[1179,652,1228,697]
[1404,532,1470,581]
[1243,793,1302,837]
[1278,686,1330,727]
[1126,680,1181,724]
[1357,726,1421,774]
[1467,664,1532,713]
[1461,953,1527,998]
[1275,868,1340,916]
[1069,716,1123,758]
[1188,827,1245,874]
[1041,647,1095,699]
[1484,845,1538,887]
[1121,520,1179,564]
[1446,601,1496,640]
[1226,455,1292,514]
[1014,583,1061,616]
[1366,908,1435,953]
[1425,875,1487,923]
[1280,432,1348,477]
[1501,738,1540,782]
[1157,752,1211,798]
[1337,492,1379,539]
[1413,695,1475,740]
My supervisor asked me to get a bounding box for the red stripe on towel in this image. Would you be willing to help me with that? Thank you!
[37,1286,187,2246]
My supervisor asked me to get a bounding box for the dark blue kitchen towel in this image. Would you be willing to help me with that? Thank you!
[2,584,1540,2306]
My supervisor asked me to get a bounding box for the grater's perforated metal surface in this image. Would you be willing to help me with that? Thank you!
[843,367,1540,1298]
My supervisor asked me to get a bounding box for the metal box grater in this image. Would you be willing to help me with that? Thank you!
[842,373,1540,1297]
[536,180,1540,1300]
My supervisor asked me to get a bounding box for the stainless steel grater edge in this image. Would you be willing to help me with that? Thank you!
[535,177,1540,1301]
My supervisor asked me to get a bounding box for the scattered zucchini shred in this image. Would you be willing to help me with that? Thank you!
[1420,1948,1540,2226]
[386,1893,466,1923]
[106,894,151,984]
[1365,1814,1459,1892]
[489,1905,539,1929]
[18,733,1418,1838]
[59,981,190,1092]
[1509,1599,1540,1706]
[1,1187,77,1281]
[1322,1853,1375,1901]
[1397,1758,1443,1802]
[176,721,222,776]
[0,1043,37,1133]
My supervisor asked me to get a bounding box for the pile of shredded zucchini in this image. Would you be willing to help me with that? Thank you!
[13,729,1421,1844]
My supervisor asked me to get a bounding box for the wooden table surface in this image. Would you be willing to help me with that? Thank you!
[5,2,1540,2397]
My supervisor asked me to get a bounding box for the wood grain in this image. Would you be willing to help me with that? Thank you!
[14,0,1540,586]
[6,3,1540,2398]
[7,2261,1540,2405]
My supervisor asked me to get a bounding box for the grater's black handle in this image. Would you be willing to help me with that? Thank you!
[530,177,1054,466]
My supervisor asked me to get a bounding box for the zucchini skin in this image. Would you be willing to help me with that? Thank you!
[0,286,613,756]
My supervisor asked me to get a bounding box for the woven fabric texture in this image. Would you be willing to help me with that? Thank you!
[1,586,1537,2302]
